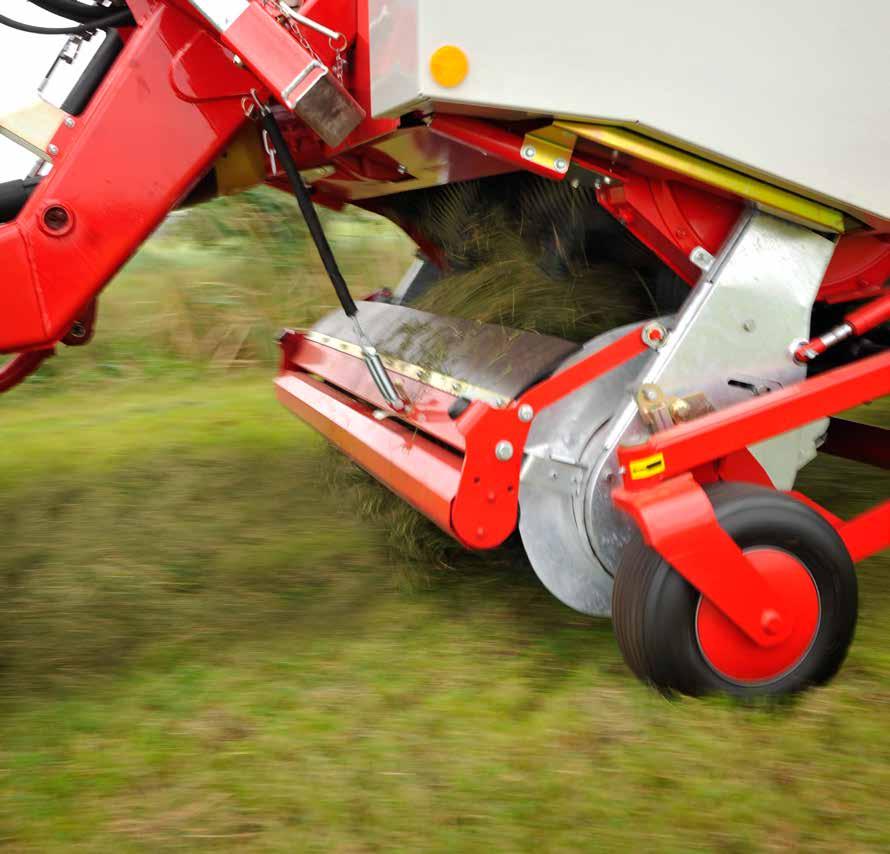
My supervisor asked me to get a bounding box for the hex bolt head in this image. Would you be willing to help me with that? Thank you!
[64,117,75,128]
[517,404,534,423]
[642,321,668,350]
[743,319,756,332]
[494,440,514,461]
[48,144,59,156]
[523,146,536,159]
[554,158,568,172]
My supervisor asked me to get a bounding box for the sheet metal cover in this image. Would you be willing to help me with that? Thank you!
[311,302,579,402]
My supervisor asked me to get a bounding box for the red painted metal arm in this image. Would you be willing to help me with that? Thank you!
[613,475,792,648]
[618,350,890,489]
[0,2,251,358]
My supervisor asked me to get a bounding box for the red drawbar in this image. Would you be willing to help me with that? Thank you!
[696,548,820,683]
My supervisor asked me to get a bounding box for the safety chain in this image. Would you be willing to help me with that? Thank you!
[261,0,348,82]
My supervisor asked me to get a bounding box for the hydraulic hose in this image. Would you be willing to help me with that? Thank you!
[260,109,406,410]
[0,7,132,34]
[260,111,357,317]
[27,0,115,22]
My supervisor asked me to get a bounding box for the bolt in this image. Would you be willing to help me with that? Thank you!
[643,388,658,402]
[517,404,534,423]
[523,146,536,159]
[495,440,514,462]
[743,319,756,332]
[570,178,581,190]
[43,205,69,232]
[603,176,613,186]
[593,178,603,190]
[64,117,75,128]
[233,54,244,66]
[761,610,783,637]
[69,321,86,339]
[642,322,667,349]
[48,144,59,156]
[397,164,407,175]
[554,158,568,172]
[689,245,714,271]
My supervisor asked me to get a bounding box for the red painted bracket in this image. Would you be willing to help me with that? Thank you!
[613,474,792,648]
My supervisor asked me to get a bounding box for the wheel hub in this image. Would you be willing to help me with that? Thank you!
[696,548,821,685]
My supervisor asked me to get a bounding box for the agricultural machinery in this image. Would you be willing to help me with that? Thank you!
[1,0,888,696]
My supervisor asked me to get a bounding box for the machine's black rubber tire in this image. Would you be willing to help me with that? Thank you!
[612,482,858,698]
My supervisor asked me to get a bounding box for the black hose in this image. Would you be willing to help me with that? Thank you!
[61,28,123,114]
[0,8,131,34]
[27,0,115,21]
[260,110,358,317]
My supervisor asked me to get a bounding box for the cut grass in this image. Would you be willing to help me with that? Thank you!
[0,378,888,852]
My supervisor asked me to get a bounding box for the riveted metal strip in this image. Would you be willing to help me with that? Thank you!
[304,330,510,408]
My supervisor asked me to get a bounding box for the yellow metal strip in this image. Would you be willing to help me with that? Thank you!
[304,330,510,408]
[556,122,846,234]
[521,125,578,174]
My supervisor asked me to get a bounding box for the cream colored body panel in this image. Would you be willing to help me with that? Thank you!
[369,0,890,223]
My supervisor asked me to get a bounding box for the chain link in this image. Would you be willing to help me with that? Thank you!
[263,0,347,82]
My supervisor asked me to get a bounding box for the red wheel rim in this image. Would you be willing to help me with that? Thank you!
[696,548,821,684]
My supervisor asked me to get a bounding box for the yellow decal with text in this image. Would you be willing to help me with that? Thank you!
[629,453,666,481]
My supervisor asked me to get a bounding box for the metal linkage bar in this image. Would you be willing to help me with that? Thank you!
[794,291,890,364]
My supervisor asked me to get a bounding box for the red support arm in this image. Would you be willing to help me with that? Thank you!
[0,2,252,356]
[619,350,890,489]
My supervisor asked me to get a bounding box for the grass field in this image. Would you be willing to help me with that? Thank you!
[1,193,888,851]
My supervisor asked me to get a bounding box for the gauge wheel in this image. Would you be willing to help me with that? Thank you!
[612,482,858,697]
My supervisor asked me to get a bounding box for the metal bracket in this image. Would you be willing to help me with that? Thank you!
[0,102,66,161]
[520,125,577,175]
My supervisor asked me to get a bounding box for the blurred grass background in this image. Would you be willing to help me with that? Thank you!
[0,188,888,851]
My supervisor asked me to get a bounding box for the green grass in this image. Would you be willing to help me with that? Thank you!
[0,377,888,852]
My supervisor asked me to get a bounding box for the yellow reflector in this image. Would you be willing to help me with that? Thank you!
[430,46,469,88]
[629,453,666,481]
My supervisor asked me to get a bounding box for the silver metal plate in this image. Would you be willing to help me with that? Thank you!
[311,302,580,404]
[584,210,836,579]
[518,325,651,616]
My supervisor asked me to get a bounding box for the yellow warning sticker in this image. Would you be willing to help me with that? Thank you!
[629,453,666,480]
